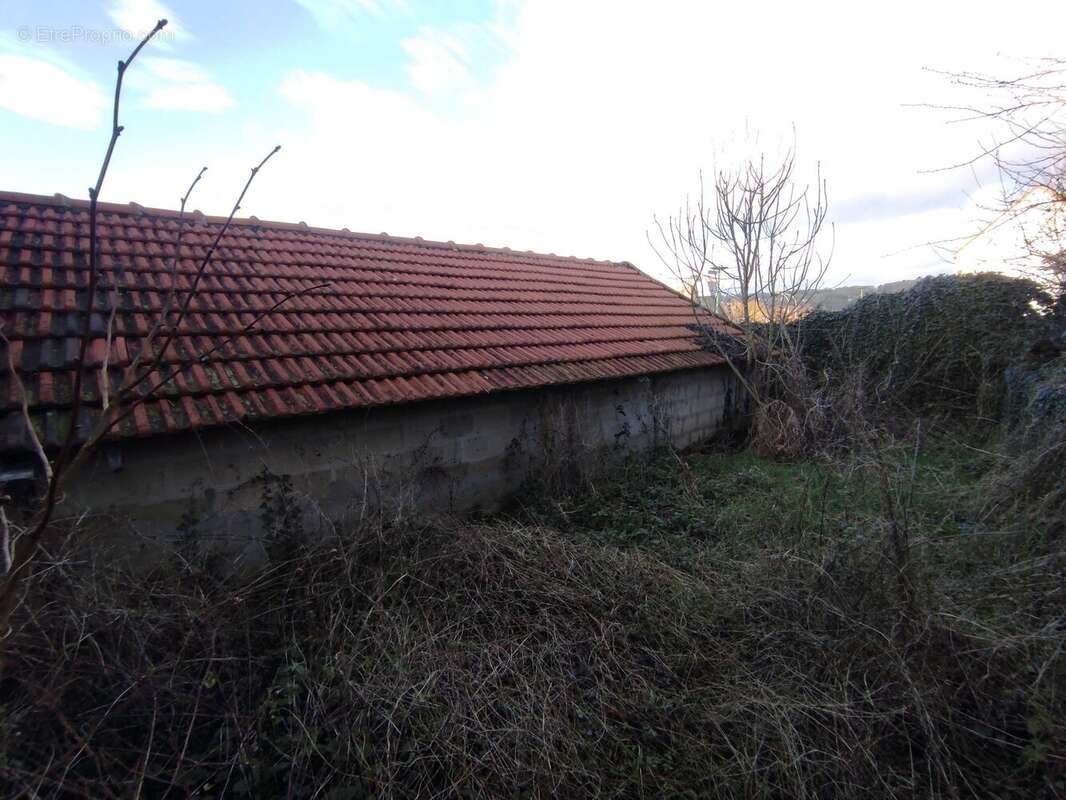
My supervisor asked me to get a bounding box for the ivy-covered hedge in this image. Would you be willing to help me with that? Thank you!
[795,273,1055,417]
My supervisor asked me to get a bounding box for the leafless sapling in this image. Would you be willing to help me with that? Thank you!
[0,20,325,636]
[650,140,833,452]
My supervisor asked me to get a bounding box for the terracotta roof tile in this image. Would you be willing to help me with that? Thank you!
[0,191,733,446]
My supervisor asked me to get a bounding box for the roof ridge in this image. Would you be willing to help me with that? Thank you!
[0,189,626,268]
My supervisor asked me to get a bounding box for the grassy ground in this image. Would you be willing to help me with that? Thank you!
[2,431,1064,798]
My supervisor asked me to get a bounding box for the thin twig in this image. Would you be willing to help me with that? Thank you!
[123,165,207,389]
[0,20,167,635]
[99,283,119,412]
[1,329,52,487]
[121,146,281,402]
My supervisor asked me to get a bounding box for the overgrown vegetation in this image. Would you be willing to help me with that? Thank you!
[797,273,1055,418]
[3,421,1064,797]
[1,246,1064,799]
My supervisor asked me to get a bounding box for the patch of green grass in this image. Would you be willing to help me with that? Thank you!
[523,435,990,570]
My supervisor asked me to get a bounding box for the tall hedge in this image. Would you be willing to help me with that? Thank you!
[795,273,1054,417]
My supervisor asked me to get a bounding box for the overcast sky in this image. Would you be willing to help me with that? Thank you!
[1,0,1064,287]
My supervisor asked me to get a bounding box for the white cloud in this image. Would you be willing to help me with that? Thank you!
[144,82,233,113]
[108,0,185,43]
[402,28,472,95]
[142,57,209,83]
[0,55,107,129]
[400,22,509,99]
[274,70,448,204]
[107,6,230,113]
[138,57,233,112]
[293,0,409,28]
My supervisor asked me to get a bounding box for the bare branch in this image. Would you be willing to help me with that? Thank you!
[1,329,52,488]
[928,58,1066,292]
[0,18,170,633]
[121,146,281,401]
[100,283,119,412]
[123,165,207,388]
[53,18,168,483]
[0,506,10,575]
[100,281,332,445]
[650,132,832,453]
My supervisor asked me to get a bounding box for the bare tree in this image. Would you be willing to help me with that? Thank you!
[650,142,833,440]
[0,20,323,635]
[931,59,1066,294]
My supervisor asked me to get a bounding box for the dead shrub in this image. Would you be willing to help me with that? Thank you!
[750,398,804,457]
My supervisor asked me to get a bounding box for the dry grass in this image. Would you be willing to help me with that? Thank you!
[1,434,1063,798]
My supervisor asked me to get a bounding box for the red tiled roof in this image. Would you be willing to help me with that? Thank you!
[0,190,730,447]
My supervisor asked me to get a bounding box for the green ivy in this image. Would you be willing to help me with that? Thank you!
[795,273,1054,417]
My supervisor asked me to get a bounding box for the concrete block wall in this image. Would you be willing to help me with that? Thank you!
[66,365,739,555]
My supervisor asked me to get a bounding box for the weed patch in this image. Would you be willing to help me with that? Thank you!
[3,433,1061,798]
